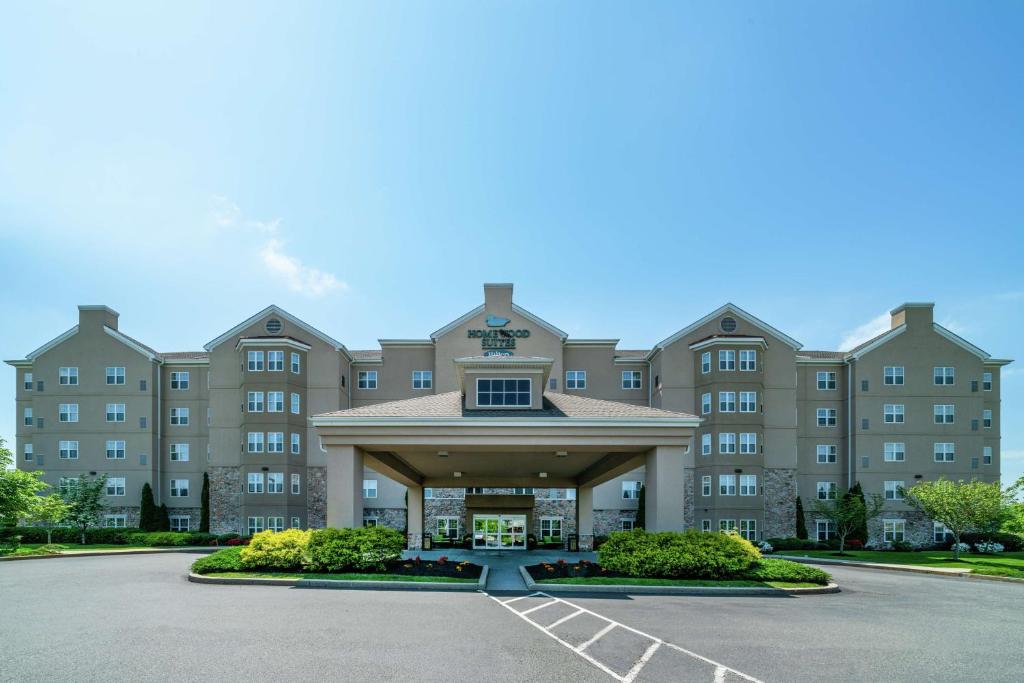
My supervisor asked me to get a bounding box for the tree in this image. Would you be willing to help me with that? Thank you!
[62,475,107,544]
[0,438,50,526]
[846,482,868,543]
[903,478,1010,559]
[139,483,157,531]
[26,494,70,544]
[635,484,645,529]
[811,490,886,554]
[795,496,808,540]
[200,473,210,533]
[157,503,170,531]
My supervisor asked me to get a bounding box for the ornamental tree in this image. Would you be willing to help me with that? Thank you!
[0,438,49,525]
[635,484,646,529]
[902,478,1010,559]
[200,473,211,533]
[795,496,808,540]
[61,475,108,544]
[26,494,70,545]
[139,483,157,531]
[846,482,868,543]
[811,489,885,554]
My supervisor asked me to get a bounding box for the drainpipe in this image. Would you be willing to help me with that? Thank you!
[155,361,162,505]
[847,361,853,487]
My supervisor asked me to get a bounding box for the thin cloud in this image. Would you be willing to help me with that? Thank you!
[938,317,967,336]
[836,311,890,351]
[210,195,280,234]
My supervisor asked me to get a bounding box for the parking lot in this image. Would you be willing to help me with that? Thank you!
[1,553,1021,682]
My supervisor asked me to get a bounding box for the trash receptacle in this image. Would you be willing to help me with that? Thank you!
[422,534,432,550]
[568,534,579,552]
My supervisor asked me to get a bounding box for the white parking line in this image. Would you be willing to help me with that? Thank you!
[483,590,764,683]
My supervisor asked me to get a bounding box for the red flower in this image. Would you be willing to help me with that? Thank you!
[438,555,447,565]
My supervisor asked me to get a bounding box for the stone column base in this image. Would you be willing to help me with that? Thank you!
[578,534,595,552]
[407,533,423,550]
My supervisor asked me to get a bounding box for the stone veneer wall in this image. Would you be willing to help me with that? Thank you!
[763,467,796,539]
[594,509,637,537]
[425,488,467,538]
[307,466,327,529]
[683,470,694,529]
[102,505,141,528]
[166,507,203,530]
[363,507,406,531]
[868,510,934,548]
[208,466,241,535]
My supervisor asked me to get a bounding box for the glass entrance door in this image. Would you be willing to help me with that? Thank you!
[472,515,526,550]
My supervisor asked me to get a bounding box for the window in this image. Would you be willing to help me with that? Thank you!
[58,477,78,496]
[103,403,124,422]
[247,351,264,371]
[883,404,905,424]
[290,393,301,414]
[934,367,955,385]
[618,519,634,532]
[267,516,284,532]
[934,442,955,463]
[815,371,837,390]
[268,350,284,371]
[701,475,711,496]
[169,516,190,532]
[60,403,80,423]
[621,371,642,389]
[59,367,78,385]
[363,479,378,498]
[719,433,736,454]
[933,522,952,544]
[24,408,32,426]
[719,391,736,412]
[169,407,189,425]
[59,440,79,459]
[622,481,642,500]
[267,432,284,453]
[267,392,284,412]
[436,517,460,539]
[105,514,127,529]
[477,378,531,407]
[739,349,757,371]
[363,518,378,528]
[883,366,905,385]
[551,488,576,500]
[740,433,757,455]
[106,367,125,385]
[701,392,711,415]
[816,408,837,426]
[466,487,485,495]
[291,473,301,494]
[357,371,378,390]
[739,474,757,496]
[934,404,955,424]
[247,432,265,453]
[291,433,301,455]
[23,372,33,390]
[23,444,33,462]
[739,391,757,413]
[247,473,264,493]
[717,350,735,371]
[247,391,264,412]
[512,487,535,495]
[701,352,711,374]
[248,517,265,535]
[983,446,993,465]
[565,370,586,390]
[290,352,301,374]
[816,444,837,464]
[170,371,189,390]
[413,370,434,390]
[883,442,905,462]
[291,517,301,529]
[983,409,992,429]
[884,480,904,501]
[701,433,712,455]
[170,479,189,497]
[169,443,189,462]
[739,519,757,541]
[267,473,284,493]
[105,477,125,496]
[719,519,737,533]
[816,520,836,541]
[701,519,712,532]
[817,481,837,500]
[983,372,993,391]
[540,518,563,540]
[719,475,737,496]
[883,519,905,543]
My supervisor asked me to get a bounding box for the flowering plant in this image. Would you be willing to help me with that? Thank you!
[951,543,970,554]
[974,542,1004,554]
[757,541,774,554]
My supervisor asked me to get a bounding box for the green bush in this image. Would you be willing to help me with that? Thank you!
[240,529,311,571]
[0,526,145,545]
[307,527,405,573]
[191,547,244,575]
[598,529,761,580]
[127,532,190,546]
[741,558,831,585]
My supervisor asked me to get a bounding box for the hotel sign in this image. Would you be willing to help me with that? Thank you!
[468,314,530,350]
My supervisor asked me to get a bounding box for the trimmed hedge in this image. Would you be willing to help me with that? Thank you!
[741,558,831,585]
[307,527,406,573]
[598,529,761,580]
[765,537,833,551]
[126,532,219,547]
[0,527,144,545]
[191,547,244,575]
[240,529,311,571]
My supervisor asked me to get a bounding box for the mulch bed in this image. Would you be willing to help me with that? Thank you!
[526,559,621,580]
[388,556,483,579]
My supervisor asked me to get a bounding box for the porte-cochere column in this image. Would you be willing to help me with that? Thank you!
[644,445,687,531]
[325,445,364,528]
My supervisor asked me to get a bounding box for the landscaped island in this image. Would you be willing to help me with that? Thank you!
[526,529,831,589]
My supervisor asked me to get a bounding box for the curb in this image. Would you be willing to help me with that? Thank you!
[188,565,489,592]
[518,566,839,595]
[0,547,219,562]
[775,555,1024,585]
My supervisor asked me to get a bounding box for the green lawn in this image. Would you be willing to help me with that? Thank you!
[1,543,200,557]
[206,571,476,583]
[791,550,1024,579]
[535,576,820,589]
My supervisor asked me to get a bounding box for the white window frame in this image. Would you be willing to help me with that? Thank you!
[621,370,642,390]
[291,352,301,374]
[105,403,125,423]
[982,372,993,391]
[540,517,563,540]
[719,475,736,496]
[739,349,757,372]
[104,514,127,529]
[933,522,952,544]
[247,391,264,412]
[267,432,284,453]
[622,480,642,500]
[701,475,712,497]
[816,371,837,390]
[106,477,126,497]
[267,350,285,372]
[816,520,836,541]
[170,479,189,497]
[883,519,905,543]
[247,432,265,453]
[620,519,635,532]
[59,366,79,385]
[248,517,265,535]
[290,393,301,415]
[23,444,33,461]
[291,433,301,455]
[24,407,32,426]
[565,370,586,390]
[816,444,837,464]
[933,404,955,424]
[883,442,905,462]
[267,391,284,413]
[933,366,955,386]
[291,473,301,494]
[476,377,532,407]
[719,519,737,533]
[883,366,905,385]
[269,517,284,532]
[739,432,757,455]
[247,473,265,493]
[106,366,126,385]
[934,442,955,463]
[739,519,757,541]
[701,392,712,415]
[363,479,378,499]
[247,351,264,372]
[884,480,904,501]
[718,350,735,371]
[739,474,757,496]
[413,370,434,390]
[816,481,837,500]
[59,440,79,460]
[718,432,736,454]
[169,515,190,532]
[983,446,993,465]
[436,517,460,538]
[983,409,992,429]
[169,443,189,462]
[816,408,837,426]
[701,351,711,374]
[701,519,712,532]
[267,473,284,494]
[170,371,189,390]
[883,404,905,424]
[701,433,712,456]
[358,370,378,390]
[739,391,756,413]
[23,372,33,390]
[169,407,189,425]
[291,517,301,529]
[59,403,80,423]
[719,391,736,413]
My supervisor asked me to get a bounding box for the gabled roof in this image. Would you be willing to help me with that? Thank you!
[932,323,989,359]
[651,303,802,357]
[430,303,568,341]
[25,325,80,361]
[204,305,349,357]
[105,327,159,361]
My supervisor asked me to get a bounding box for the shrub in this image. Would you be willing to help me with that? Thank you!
[598,529,761,580]
[240,529,312,571]
[764,537,828,552]
[126,532,192,546]
[741,558,831,585]
[974,542,1005,555]
[225,537,250,546]
[889,540,913,552]
[757,541,774,554]
[845,539,864,550]
[0,526,146,545]
[191,547,244,575]
[307,527,405,573]
[217,533,240,543]
[959,532,1023,552]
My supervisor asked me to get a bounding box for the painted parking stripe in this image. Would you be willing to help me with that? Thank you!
[520,599,560,616]
[576,622,617,653]
[547,608,585,630]
[622,641,661,683]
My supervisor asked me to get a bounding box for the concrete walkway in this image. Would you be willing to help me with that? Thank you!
[402,548,596,590]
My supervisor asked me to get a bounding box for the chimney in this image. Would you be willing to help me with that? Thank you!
[483,283,514,318]
[890,302,933,330]
[78,305,119,331]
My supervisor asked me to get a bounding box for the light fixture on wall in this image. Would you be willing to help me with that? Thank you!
[555,451,567,458]
[453,471,462,478]
[539,472,548,478]
[438,451,449,458]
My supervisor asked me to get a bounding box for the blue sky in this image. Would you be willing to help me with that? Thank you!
[1,2,1022,483]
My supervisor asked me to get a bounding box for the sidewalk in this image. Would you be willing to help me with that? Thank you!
[403,548,595,590]
[0,546,218,562]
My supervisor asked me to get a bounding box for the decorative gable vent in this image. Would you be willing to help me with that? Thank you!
[265,319,283,334]
[720,316,737,333]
